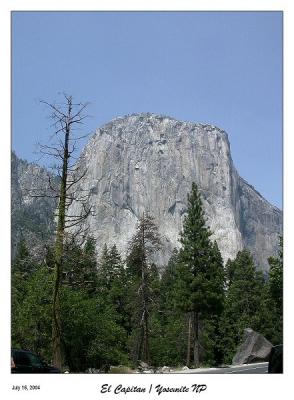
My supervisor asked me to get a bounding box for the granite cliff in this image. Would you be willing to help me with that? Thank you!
[67,113,282,271]
[11,151,57,259]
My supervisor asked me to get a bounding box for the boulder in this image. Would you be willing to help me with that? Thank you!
[232,328,273,365]
[109,365,135,374]
[161,366,171,372]
[138,361,149,370]
[156,366,172,373]
[85,367,100,373]
[85,364,110,373]
[137,360,155,373]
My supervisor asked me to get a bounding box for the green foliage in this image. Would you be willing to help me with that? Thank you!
[219,249,275,363]
[173,183,225,366]
[11,239,130,371]
[11,266,53,362]
[97,244,130,329]
[268,236,283,312]
[11,239,42,352]
[175,184,224,316]
[149,311,187,367]
[125,212,161,364]
[12,238,36,279]
[11,192,283,370]
[61,287,128,372]
[262,236,283,345]
[63,237,99,295]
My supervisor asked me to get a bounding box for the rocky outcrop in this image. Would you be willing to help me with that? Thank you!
[237,178,282,269]
[11,152,57,260]
[232,328,273,365]
[68,113,282,270]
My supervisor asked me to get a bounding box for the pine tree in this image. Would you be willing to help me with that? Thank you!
[149,249,187,367]
[97,244,111,290]
[97,244,129,331]
[12,238,36,279]
[125,212,161,364]
[220,249,268,363]
[11,239,38,348]
[262,236,283,344]
[98,244,125,289]
[12,266,53,360]
[174,182,225,367]
[159,249,179,319]
[82,237,99,294]
[62,237,98,295]
[268,236,283,313]
[108,245,128,315]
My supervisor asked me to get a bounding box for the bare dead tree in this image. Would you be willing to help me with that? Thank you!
[30,94,94,369]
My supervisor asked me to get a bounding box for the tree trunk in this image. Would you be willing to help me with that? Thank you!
[135,325,144,363]
[140,212,150,364]
[186,313,192,367]
[193,311,200,368]
[143,310,150,364]
[52,231,64,369]
[51,100,71,369]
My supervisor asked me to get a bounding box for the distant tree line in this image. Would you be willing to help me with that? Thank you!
[11,183,283,372]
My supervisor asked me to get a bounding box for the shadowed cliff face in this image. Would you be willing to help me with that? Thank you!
[68,113,282,271]
[11,152,57,260]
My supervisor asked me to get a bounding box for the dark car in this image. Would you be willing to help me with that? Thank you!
[268,345,283,373]
[11,349,61,373]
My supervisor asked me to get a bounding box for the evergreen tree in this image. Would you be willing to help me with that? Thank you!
[97,244,130,333]
[83,237,99,291]
[97,244,111,290]
[158,249,179,319]
[268,236,283,313]
[125,212,161,364]
[204,241,226,365]
[12,238,36,279]
[11,239,38,346]
[149,249,187,366]
[61,286,128,372]
[263,236,283,344]
[62,236,98,295]
[98,244,125,290]
[220,249,268,363]
[12,247,130,372]
[11,266,53,362]
[174,182,225,367]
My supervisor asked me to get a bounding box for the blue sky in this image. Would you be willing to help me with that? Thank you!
[12,11,282,208]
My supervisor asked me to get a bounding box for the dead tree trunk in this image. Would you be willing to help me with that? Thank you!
[51,99,71,369]
[35,94,92,370]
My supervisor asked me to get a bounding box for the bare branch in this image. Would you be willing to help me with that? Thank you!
[66,169,87,190]
[69,115,88,126]
[70,102,90,120]
[68,132,92,141]
[40,100,67,119]
[30,194,60,199]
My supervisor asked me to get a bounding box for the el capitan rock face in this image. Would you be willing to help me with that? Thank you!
[68,113,282,270]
